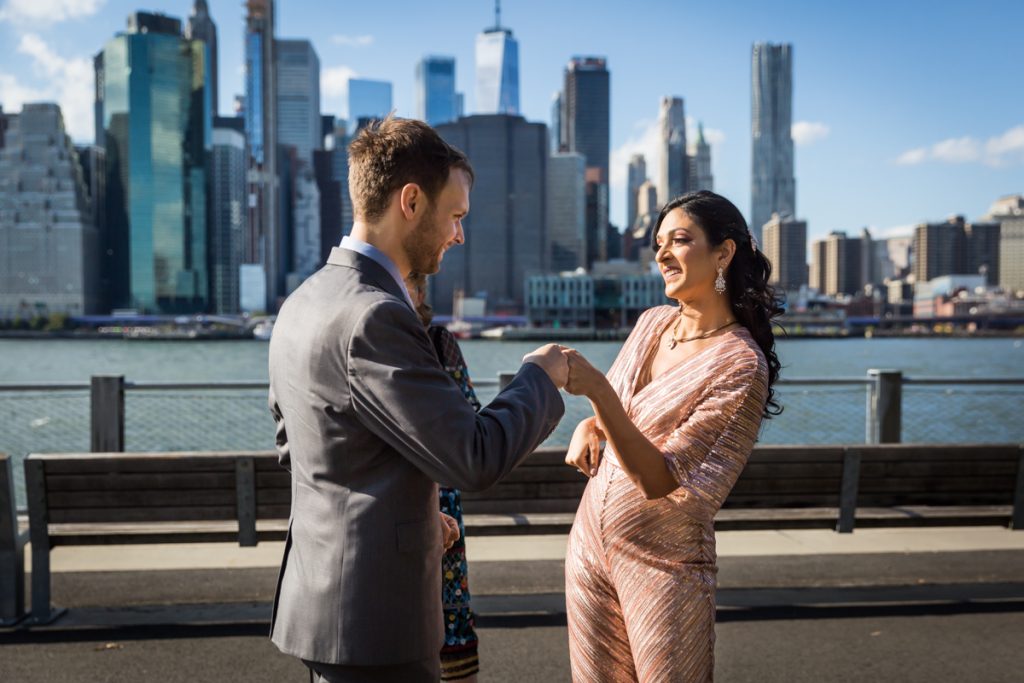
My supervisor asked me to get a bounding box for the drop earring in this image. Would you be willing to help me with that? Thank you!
[715,267,726,294]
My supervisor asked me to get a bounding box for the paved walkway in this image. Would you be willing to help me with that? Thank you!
[30,525,1024,573]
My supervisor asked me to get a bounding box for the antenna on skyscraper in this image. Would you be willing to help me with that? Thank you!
[495,0,501,29]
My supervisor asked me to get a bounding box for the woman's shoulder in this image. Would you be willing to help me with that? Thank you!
[720,326,769,379]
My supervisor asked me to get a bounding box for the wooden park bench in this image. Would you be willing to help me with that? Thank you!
[16,443,1024,624]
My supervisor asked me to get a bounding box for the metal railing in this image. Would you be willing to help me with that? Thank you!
[1,370,1022,510]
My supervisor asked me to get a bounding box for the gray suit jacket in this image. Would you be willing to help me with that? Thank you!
[268,247,564,666]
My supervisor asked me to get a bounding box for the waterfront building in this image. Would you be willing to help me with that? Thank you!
[687,122,714,193]
[526,271,669,328]
[762,213,807,291]
[276,39,321,165]
[986,194,1024,294]
[0,103,99,317]
[244,0,281,310]
[416,56,458,126]
[185,0,218,115]
[811,231,862,297]
[209,126,247,314]
[658,96,687,206]
[314,149,342,264]
[564,57,610,270]
[965,220,1001,286]
[626,153,646,233]
[348,79,393,122]
[751,42,795,245]
[96,12,210,313]
[475,1,519,115]
[547,151,586,272]
[287,166,320,291]
[550,91,563,153]
[433,114,546,315]
[912,215,998,286]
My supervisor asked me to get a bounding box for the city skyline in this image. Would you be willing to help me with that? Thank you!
[0,0,1021,244]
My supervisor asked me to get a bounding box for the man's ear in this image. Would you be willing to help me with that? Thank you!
[399,183,422,221]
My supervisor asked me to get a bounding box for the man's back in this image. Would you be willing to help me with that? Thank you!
[268,248,564,667]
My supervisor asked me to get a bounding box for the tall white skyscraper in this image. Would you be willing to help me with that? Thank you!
[658,96,687,207]
[276,39,320,164]
[751,42,795,245]
[475,1,519,115]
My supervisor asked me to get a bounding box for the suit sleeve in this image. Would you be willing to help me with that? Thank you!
[347,299,565,491]
[659,357,768,523]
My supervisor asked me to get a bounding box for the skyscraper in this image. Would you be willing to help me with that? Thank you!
[550,91,563,153]
[0,103,99,316]
[348,79,393,124]
[96,12,210,313]
[185,0,218,115]
[986,195,1024,293]
[658,96,686,206]
[688,122,714,193]
[547,151,586,272]
[244,0,281,310]
[475,1,519,115]
[314,148,342,264]
[433,114,546,314]
[751,42,795,245]
[762,213,807,291]
[627,153,646,233]
[564,56,610,269]
[210,126,246,313]
[913,217,966,284]
[811,231,862,296]
[416,56,458,126]
[276,39,320,165]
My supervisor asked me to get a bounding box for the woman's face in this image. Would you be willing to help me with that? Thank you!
[653,208,730,302]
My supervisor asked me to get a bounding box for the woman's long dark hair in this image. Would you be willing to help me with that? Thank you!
[653,190,784,417]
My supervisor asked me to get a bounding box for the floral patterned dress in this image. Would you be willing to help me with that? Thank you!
[428,325,481,681]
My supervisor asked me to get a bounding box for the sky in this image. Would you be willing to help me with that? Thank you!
[1,0,1021,243]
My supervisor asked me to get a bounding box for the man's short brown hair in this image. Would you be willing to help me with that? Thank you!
[347,116,474,223]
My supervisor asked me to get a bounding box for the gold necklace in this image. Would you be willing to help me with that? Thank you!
[667,316,738,350]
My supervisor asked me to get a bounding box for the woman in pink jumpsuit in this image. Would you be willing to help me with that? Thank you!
[561,191,783,682]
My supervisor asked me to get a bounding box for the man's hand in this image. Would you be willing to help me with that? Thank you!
[440,512,460,551]
[522,343,569,389]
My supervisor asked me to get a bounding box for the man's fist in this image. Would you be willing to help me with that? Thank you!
[522,343,569,389]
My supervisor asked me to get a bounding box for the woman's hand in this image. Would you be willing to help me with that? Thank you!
[440,512,460,551]
[565,417,605,477]
[561,348,612,400]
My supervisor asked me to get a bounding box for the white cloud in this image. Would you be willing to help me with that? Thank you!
[321,65,359,119]
[0,0,104,23]
[895,147,928,166]
[984,124,1024,166]
[931,136,981,163]
[0,33,92,141]
[895,124,1024,167]
[331,34,374,48]
[791,121,830,146]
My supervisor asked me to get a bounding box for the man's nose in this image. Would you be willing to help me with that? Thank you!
[453,220,465,245]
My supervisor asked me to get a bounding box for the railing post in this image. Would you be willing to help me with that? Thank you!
[868,369,902,444]
[1012,445,1024,531]
[498,372,516,391]
[0,454,26,625]
[837,448,862,533]
[90,375,125,452]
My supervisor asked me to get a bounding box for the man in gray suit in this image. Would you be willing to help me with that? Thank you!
[268,117,567,682]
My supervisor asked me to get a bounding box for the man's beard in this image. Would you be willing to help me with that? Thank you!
[402,207,446,275]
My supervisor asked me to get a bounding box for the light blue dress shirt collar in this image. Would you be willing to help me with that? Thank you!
[339,235,415,309]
